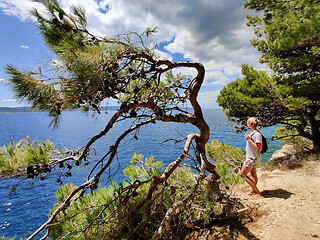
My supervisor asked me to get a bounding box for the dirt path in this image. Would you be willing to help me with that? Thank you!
[234,161,320,240]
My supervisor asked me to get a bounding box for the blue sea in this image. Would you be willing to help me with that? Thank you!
[0,109,282,239]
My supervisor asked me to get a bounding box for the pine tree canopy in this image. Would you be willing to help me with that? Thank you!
[5,0,201,126]
[217,0,320,150]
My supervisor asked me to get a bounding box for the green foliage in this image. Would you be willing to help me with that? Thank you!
[274,123,313,148]
[49,183,118,239]
[144,26,158,37]
[124,151,164,181]
[206,139,245,184]
[243,0,320,107]
[244,0,320,75]
[48,152,166,239]
[0,237,16,240]
[5,0,191,125]
[274,124,298,142]
[0,136,54,177]
[218,1,320,150]
[48,145,243,239]
[4,66,59,118]
[217,64,283,128]
[0,236,15,240]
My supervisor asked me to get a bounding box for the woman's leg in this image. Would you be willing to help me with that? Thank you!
[240,165,262,196]
[240,165,254,194]
[250,167,258,192]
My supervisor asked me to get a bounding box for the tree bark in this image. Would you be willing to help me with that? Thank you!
[309,112,320,151]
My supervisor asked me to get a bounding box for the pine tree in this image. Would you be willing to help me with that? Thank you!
[4,1,222,239]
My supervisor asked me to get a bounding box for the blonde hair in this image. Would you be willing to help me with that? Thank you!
[247,117,261,127]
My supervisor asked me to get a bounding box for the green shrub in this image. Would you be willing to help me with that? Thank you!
[48,141,245,239]
[0,236,20,240]
[48,152,164,239]
[0,136,54,177]
[206,139,245,184]
[275,124,312,148]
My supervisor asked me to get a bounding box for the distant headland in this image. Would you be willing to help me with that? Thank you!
[0,106,120,113]
[0,107,31,113]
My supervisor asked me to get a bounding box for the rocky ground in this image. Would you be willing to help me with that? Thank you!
[230,142,320,240]
[186,144,320,240]
[234,160,320,240]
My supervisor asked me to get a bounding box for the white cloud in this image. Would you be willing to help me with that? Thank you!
[1,99,17,102]
[154,49,173,62]
[0,0,267,109]
[204,71,232,86]
[1,0,261,68]
[0,0,43,21]
[198,90,221,108]
[20,45,29,49]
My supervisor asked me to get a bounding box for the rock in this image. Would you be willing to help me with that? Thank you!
[290,155,297,161]
[269,143,301,167]
[271,169,285,175]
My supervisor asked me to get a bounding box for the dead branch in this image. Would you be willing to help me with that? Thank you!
[151,152,207,240]
[22,11,220,237]
[29,114,160,239]
[29,178,92,240]
[147,133,199,198]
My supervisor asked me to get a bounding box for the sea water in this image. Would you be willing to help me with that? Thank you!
[0,109,282,239]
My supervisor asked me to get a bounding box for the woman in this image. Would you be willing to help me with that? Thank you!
[240,117,263,199]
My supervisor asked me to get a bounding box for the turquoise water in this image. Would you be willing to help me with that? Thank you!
[0,109,282,239]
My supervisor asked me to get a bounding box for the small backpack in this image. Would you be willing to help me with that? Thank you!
[252,132,268,154]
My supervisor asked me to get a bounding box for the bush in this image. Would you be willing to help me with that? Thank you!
[0,136,54,177]
[48,141,246,239]
[206,139,245,184]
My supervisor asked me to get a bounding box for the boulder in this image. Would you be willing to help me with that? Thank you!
[269,143,300,167]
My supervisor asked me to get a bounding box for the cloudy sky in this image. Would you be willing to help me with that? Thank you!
[0,0,264,108]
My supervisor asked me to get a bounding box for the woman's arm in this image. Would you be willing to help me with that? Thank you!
[245,133,263,151]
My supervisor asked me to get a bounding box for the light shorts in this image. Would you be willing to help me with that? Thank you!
[244,158,259,168]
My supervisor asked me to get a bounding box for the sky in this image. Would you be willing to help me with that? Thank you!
[0,0,265,109]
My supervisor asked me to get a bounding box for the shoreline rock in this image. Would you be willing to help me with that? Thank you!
[268,143,302,168]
